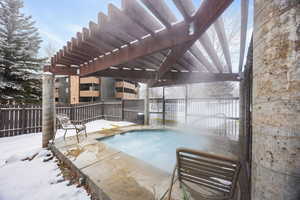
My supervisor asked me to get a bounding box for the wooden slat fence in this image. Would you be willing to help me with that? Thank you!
[0,101,124,137]
[0,98,239,138]
[0,105,43,137]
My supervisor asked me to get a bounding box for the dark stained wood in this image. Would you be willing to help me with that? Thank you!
[81,28,110,54]
[67,41,94,59]
[172,0,195,21]
[44,65,77,75]
[199,33,225,73]
[80,21,191,76]
[97,12,129,47]
[182,52,207,72]
[108,4,148,40]
[189,45,218,73]
[72,36,100,58]
[63,46,89,62]
[0,102,129,137]
[87,23,116,51]
[122,0,163,36]
[158,40,194,78]
[214,17,232,73]
[157,0,233,78]
[152,73,240,87]
[97,13,134,45]
[91,68,239,82]
[48,0,239,88]
[60,49,83,64]
[141,0,177,29]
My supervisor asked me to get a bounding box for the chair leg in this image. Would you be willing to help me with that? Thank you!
[76,130,79,143]
[167,165,177,200]
[63,129,67,140]
[52,129,57,144]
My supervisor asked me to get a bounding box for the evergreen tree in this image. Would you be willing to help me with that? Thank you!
[0,0,44,104]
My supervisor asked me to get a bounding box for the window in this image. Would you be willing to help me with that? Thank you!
[80,83,100,91]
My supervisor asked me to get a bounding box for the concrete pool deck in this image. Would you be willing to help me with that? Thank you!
[51,125,238,200]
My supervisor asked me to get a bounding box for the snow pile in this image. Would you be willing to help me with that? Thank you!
[0,136,90,200]
[55,119,134,138]
[0,120,134,200]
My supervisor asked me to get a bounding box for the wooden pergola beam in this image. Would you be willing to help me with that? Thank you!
[91,68,239,82]
[172,0,195,21]
[80,22,191,76]
[158,0,233,78]
[80,0,232,77]
[121,0,162,36]
[44,65,78,76]
[151,75,238,87]
[141,0,177,29]
[108,4,148,40]
[214,17,232,73]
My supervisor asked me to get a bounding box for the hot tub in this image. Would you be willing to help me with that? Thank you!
[97,129,210,173]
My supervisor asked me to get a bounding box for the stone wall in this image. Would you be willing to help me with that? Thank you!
[252,0,300,199]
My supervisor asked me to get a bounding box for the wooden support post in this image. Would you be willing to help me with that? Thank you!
[144,84,150,125]
[42,72,55,148]
[162,87,166,126]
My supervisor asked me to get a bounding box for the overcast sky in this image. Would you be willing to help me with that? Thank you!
[22,0,253,60]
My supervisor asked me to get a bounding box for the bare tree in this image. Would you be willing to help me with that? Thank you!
[44,42,57,63]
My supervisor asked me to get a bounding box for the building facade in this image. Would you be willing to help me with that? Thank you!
[55,76,139,104]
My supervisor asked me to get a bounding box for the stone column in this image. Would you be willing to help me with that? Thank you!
[252,1,300,199]
[42,72,55,148]
[144,84,150,125]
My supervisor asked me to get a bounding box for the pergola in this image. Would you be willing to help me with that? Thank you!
[42,0,252,198]
[44,0,250,87]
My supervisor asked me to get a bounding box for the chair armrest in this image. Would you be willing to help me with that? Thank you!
[72,120,86,129]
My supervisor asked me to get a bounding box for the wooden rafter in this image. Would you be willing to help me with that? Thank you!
[214,17,232,73]
[47,0,244,87]
[157,0,233,78]
[122,0,162,36]
[92,69,239,82]
[199,33,225,73]
[80,22,191,76]
[239,0,249,72]
[141,0,177,29]
[172,0,195,21]
[44,65,77,76]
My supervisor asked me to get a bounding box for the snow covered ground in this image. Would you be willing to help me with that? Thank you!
[0,120,134,200]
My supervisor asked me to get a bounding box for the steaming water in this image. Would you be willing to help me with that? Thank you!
[98,130,210,173]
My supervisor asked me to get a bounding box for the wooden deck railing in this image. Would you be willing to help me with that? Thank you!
[0,97,239,138]
[0,100,139,137]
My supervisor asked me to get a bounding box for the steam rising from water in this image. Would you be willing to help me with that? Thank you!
[100,130,211,173]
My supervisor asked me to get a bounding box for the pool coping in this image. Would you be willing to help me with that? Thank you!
[50,125,178,200]
[50,125,238,200]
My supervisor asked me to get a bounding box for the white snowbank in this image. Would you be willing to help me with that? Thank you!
[54,119,134,139]
[0,120,134,200]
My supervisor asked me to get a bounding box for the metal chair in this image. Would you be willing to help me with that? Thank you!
[55,114,87,143]
[167,148,240,200]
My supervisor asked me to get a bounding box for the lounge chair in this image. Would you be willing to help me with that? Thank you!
[167,148,240,200]
[55,114,87,143]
